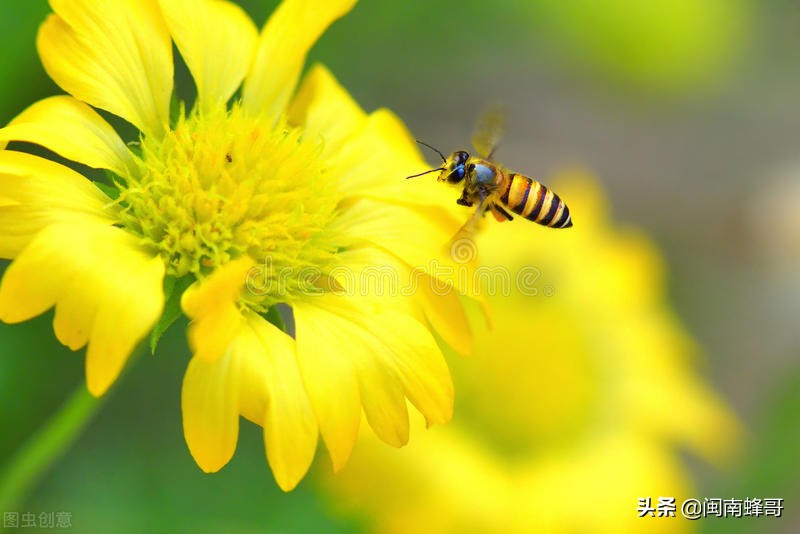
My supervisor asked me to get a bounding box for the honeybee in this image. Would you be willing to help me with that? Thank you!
[407,108,572,240]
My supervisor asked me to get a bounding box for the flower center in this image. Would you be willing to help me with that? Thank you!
[117,104,341,304]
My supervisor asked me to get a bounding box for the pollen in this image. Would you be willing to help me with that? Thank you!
[117,105,341,304]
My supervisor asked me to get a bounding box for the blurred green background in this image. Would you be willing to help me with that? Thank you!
[2,0,800,532]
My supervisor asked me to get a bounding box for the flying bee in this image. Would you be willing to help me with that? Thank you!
[407,108,572,240]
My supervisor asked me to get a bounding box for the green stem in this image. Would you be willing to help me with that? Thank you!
[0,383,102,510]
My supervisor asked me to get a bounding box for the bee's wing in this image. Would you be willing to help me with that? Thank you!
[471,105,506,160]
[446,195,489,256]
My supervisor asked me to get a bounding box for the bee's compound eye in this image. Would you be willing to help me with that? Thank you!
[447,166,466,184]
[455,151,469,166]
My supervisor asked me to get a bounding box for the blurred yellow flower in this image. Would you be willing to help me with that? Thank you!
[322,173,740,532]
[0,0,471,491]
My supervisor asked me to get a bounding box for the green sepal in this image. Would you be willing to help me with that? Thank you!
[263,305,286,332]
[150,274,195,354]
[94,169,126,200]
[125,141,143,159]
[170,93,184,130]
[94,181,120,201]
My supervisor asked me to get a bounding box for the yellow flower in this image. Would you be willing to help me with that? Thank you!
[0,0,471,491]
[322,173,741,532]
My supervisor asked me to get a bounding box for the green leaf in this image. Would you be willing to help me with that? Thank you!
[149,275,195,354]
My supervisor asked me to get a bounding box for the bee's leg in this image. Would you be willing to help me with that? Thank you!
[456,189,473,207]
[492,204,514,221]
[477,184,497,210]
[450,194,489,243]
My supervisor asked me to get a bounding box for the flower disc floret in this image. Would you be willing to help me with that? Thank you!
[118,105,341,304]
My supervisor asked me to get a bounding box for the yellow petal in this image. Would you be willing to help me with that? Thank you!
[297,294,450,446]
[328,247,415,315]
[353,345,409,448]
[334,200,450,264]
[39,0,173,137]
[293,300,361,471]
[356,307,454,427]
[418,273,473,356]
[329,109,459,211]
[0,151,114,258]
[0,221,165,396]
[301,289,410,448]
[181,257,255,362]
[243,313,319,491]
[334,199,479,297]
[84,255,165,395]
[0,96,135,177]
[158,0,257,113]
[288,64,366,159]
[320,294,453,425]
[243,0,356,118]
[326,110,407,199]
[0,196,19,208]
[182,348,240,472]
[335,246,472,356]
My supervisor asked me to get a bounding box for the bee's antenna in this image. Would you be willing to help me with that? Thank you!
[415,139,447,164]
[406,167,445,179]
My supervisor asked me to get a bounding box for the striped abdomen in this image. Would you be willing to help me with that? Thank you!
[499,173,573,229]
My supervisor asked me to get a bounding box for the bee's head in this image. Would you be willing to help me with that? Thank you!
[440,151,469,185]
[406,141,471,185]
